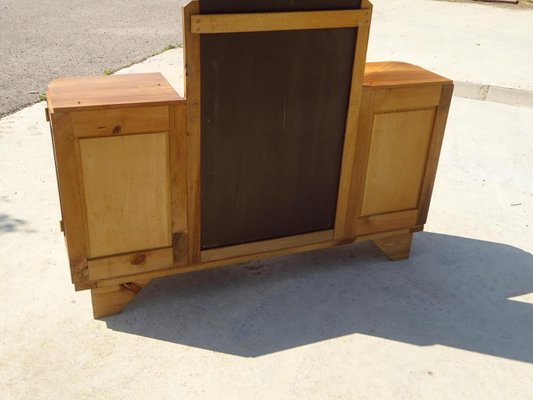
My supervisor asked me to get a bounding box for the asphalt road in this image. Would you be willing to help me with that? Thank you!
[0,0,188,116]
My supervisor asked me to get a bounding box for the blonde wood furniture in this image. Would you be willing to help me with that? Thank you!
[46,73,188,312]
[348,61,454,245]
[46,1,453,318]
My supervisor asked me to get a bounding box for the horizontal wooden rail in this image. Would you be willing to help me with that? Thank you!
[190,9,370,34]
[200,229,334,263]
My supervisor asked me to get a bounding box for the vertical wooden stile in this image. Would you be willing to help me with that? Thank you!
[344,87,374,238]
[183,1,202,263]
[416,83,454,225]
[51,112,90,284]
[170,103,189,264]
[333,0,372,240]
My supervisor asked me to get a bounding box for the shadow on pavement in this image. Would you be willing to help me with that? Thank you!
[105,232,533,361]
[0,213,31,233]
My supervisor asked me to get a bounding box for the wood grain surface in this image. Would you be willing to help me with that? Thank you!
[191,9,368,33]
[80,132,172,258]
[48,73,183,112]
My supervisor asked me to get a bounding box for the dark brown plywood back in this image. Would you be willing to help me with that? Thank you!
[200,0,361,249]
[200,0,362,13]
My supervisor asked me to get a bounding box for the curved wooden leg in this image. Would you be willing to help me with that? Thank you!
[373,232,413,261]
[91,280,149,318]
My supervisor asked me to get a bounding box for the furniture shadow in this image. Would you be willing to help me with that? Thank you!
[105,232,533,361]
[0,213,32,233]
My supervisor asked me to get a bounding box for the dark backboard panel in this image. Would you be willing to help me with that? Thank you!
[200,0,362,13]
[200,0,361,249]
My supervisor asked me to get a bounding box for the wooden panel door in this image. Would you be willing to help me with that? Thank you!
[360,108,436,216]
[348,83,452,237]
[47,73,187,291]
[79,132,171,258]
[51,105,183,285]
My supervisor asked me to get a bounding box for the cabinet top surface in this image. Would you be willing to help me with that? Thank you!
[364,61,452,88]
[47,73,184,113]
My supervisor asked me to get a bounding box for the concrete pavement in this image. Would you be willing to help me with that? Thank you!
[0,0,189,117]
[368,0,533,106]
[1,0,533,116]
[1,0,533,398]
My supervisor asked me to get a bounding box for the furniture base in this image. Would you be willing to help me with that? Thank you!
[47,62,452,319]
[90,231,413,318]
[91,280,150,318]
[373,232,413,261]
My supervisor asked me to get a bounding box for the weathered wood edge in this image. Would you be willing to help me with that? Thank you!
[183,0,202,263]
[191,9,370,34]
[333,0,373,240]
[416,83,454,225]
[95,227,417,289]
[49,111,90,285]
[170,102,189,265]
[201,230,334,262]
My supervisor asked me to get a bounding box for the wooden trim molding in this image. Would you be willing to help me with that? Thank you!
[333,1,373,239]
[183,0,202,263]
[201,230,334,263]
[190,9,370,34]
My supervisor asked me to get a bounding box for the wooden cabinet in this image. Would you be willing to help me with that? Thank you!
[47,63,452,318]
[47,0,453,318]
[46,73,188,292]
[346,62,453,250]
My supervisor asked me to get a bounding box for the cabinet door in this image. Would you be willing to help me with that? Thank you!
[347,84,452,237]
[79,132,171,258]
[52,106,182,285]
